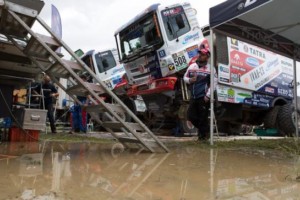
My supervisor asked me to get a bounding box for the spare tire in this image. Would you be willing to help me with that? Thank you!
[264,106,280,128]
[277,104,300,136]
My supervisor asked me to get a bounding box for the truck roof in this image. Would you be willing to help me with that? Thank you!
[114,3,160,36]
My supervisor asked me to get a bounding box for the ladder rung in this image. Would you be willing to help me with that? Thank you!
[46,59,83,78]
[66,82,105,96]
[85,103,123,115]
[118,137,140,144]
[24,33,60,58]
[0,1,43,38]
[102,121,144,132]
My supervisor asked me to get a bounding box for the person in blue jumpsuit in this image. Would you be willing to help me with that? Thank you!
[71,75,90,133]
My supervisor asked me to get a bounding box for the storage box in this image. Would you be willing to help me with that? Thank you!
[13,108,47,131]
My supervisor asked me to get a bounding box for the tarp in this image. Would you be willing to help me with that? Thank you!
[209,0,300,61]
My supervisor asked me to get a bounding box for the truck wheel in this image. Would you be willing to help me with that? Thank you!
[228,123,242,135]
[122,98,137,122]
[217,121,242,135]
[264,106,280,128]
[277,104,300,136]
[217,121,228,134]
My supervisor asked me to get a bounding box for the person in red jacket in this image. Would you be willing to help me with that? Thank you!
[183,45,217,141]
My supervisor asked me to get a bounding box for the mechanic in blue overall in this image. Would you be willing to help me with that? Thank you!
[183,45,217,141]
[70,75,90,133]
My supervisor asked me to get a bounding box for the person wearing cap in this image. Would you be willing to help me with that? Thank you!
[183,45,217,141]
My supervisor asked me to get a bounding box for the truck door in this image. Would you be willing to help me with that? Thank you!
[158,4,201,74]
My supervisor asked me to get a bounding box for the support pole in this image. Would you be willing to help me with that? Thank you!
[293,57,299,138]
[209,28,215,145]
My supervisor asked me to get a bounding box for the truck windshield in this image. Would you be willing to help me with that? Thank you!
[118,13,162,61]
[95,50,117,73]
[161,6,190,41]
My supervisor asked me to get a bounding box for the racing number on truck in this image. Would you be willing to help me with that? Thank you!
[173,53,188,71]
[174,56,187,67]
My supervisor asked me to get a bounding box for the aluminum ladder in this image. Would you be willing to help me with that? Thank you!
[0,0,169,153]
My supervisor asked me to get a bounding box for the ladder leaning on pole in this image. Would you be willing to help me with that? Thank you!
[0,0,169,153]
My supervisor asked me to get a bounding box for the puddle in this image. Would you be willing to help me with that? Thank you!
[0,142,299,200]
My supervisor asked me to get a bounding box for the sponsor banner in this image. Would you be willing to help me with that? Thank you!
[217,84,273,108]
[51,5,62,53]
[218,37,294,99]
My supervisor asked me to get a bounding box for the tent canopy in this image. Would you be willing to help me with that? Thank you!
[209,0,300,61]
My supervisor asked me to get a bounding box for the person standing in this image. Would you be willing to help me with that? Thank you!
[183,45,217,141]
[70,75,90,134]
[40,75,59,134]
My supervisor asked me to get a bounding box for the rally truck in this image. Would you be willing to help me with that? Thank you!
[114,2,203,133]
[114,2,297,135]
[201,26,297,136]
[80,48,146,119]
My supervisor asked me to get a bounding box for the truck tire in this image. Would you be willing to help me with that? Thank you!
[263,106,280,128]
[122,98,138,122]
[217,121,242,135]
[228,123,242,135]
[277,104,300,136]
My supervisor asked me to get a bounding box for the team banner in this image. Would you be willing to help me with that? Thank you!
[51,4,62,53]
[217,37,294,107]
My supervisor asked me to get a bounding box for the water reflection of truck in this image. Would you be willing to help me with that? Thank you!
[114,2,298,135]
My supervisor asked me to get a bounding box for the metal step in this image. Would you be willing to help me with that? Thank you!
[118,137,141,144]
[46,59,82,78]
[24,33,60,58]
[66,82,105,96]
[85,103,124,115]
[102,121,144,132]
[0,0,44,38]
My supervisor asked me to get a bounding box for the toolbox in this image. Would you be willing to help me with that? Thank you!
[13,107,47,131]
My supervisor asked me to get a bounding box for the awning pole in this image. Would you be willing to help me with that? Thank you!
[293,57,299,139]
[209,28,215,146]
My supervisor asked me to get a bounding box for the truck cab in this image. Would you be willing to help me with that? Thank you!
[80,48,146,118]
[80,48,127,96]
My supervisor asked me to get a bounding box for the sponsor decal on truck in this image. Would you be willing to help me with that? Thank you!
[218,37,294,106]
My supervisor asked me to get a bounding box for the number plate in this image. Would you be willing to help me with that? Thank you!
[172,51,188,71]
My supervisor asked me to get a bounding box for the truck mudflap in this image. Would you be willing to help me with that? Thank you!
[127,77,177,96]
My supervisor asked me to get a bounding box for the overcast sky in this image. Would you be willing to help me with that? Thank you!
[33,0,224,54]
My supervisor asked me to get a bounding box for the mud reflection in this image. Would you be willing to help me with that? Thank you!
[0,142,299,199]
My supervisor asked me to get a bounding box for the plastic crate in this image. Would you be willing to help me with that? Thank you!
[9,127,39,142]
[254,128,278,136]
